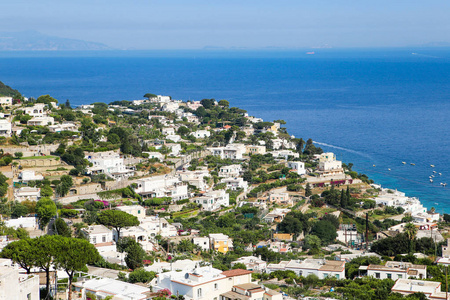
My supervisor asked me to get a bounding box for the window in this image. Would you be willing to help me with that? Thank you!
[197,288,202,298]
[387,273,392,279]
[323,273,328,278]
[398,274,403,279]
[102,236,106,242]
[335,274,339,279]
[93,237,97,243]
[27,294,31,300]
[214,283,218,290]
[375,273,380,279]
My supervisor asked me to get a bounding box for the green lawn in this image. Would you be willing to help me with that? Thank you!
[20,155,58,160]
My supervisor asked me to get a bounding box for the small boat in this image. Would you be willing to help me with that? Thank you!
[431,165,435,167]
[430,179,433,183]
[444,183,448,187]
[429,176,433,179]
[373,164,376,167]
[439,173,442,176]
[402,162,406,164]
[433,171,437,173]
[388,168,391,171]
[410,163,415,166]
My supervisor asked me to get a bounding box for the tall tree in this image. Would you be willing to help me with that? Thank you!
[98,210,139,241]
[53,218,72,237]
[404,223,418,253]
[1,239,36,274]
[125,242,146,270]
[34,235,63,297]
[340,189,347,208]
[305,183,312,197]
[36,197,57,229]
[54,237,101,300]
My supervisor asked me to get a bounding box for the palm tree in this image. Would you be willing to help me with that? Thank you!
[404,223,418,253]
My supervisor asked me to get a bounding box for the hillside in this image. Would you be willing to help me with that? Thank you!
[0,81,20,97]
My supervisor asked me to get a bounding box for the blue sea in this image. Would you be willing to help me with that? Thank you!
[1,48,449,212]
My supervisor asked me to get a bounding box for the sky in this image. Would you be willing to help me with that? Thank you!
[1,0,450,49]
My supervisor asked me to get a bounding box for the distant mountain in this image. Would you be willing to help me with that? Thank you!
[0,81,20,97]
[0,31,113,51]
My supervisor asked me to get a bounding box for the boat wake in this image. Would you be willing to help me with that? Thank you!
[313,141,373,160]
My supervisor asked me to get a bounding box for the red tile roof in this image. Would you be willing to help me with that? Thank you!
[221,269,253,277]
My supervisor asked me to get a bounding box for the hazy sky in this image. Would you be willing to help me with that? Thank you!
[2,0,449,49]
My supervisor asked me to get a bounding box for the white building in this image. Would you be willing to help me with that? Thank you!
[24,103,47,117]
[0,119,12,137]
[269,150,299,159]
[73,277,149,300]
[116,205,146,219]
[192,130,211,139]
[144,151,164,160]
[193,237,210,251]
[113,226,154,251]
[166,143,182,156]
[231,256,267,272]
[81,225,116,253]
[166,134,181,143]
[17,170,44,183]
[0,266,39,300]
[14,187,40,202]
[208,144,246,160]
[221,177,248,191]
[373,187,427,215]
[145,259,200,273]
[366,261,426,280]
[178,168,210,191]
[47,121,78,133]
[391,279,441,298]
[162,127,176,136]
[139,216,178,238]
[288,161,306,175]
[0,96,13,106]
[134,175,189,201]
[317,152,343,176]
[195,190,229,211]
[220,283,282,300]
[4,217,38,230]
[266,259,346,280]
[154,266,253,300]
[268,192,292,206]
[161,102,179,113]
[218,164,242,178]
[27,116,54,126]
[86,151,135,181]
[246,145,266,155]
[186,101,202,110]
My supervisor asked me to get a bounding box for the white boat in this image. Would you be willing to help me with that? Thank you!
[439,173,442,176]
[430,179,433,183]
[444,183,448,187]
[431,165,435,167]
[402,162,406,164]
[410,163,415,166]
[388,168,391,171]
[433,171,437,173]
[373,164,376,167]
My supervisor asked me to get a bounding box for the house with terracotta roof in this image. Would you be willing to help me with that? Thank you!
[220,282,282,300]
